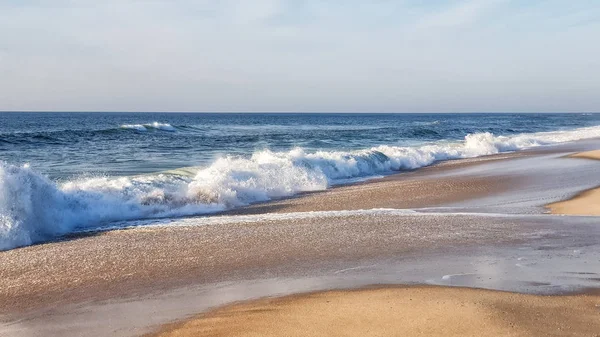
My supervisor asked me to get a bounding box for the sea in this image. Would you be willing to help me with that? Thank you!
[2,112,600,250]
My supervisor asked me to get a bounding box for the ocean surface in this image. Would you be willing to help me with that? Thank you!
[2,112,600,250]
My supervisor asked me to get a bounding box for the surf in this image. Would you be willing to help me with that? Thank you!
[3,124,600,250]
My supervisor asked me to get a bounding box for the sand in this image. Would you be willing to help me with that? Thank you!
[547,150,600,216]
[570,150,600,161]
[149,286,600,337]
[548,188,600,216]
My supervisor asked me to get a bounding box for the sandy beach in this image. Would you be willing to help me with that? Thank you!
[2,143,600,336]
[4,1,600,335]
[150,286,600,337]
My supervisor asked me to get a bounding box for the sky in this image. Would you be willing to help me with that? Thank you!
[0,0,599,112]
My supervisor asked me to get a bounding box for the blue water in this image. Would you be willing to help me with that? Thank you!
[2,112,600,179]
[2,112,600,250]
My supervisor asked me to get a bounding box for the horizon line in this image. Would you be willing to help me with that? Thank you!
[1,111,599,114]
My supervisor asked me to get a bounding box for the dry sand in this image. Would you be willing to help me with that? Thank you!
[570,150,600,161]
[548,188,600,216]
[149,286,600,337]
[547,150,600,216]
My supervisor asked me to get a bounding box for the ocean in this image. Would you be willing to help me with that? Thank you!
[2,112,600,250]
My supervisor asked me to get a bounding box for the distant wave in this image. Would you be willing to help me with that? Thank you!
[414,120,440,126]
[0,122,177,144]
[120,122,176,132]
[3,125,600,250]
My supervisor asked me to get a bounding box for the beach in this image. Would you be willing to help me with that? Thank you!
[3,0,600,334]
[2,141,600,336]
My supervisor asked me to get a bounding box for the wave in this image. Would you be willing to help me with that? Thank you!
[0,165,226,251]
[120,122,176,132]
[120,124,147,131]
[0,122,177,144]
[414,120,440,126]
[3,125,600,250]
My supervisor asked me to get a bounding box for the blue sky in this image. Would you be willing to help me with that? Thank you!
[1,0,599,112]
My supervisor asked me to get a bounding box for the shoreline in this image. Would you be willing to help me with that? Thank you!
[1,149,533,251]
[23,149,534,248]
[225,149,545,216]
[3,141,600,336]
[149,285,600,337]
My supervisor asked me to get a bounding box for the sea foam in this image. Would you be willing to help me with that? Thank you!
[2,125,600,250]
[120,122,176,132]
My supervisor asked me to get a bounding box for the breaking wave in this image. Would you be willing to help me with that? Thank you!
[2,125,600,250]
[120,122,176,131]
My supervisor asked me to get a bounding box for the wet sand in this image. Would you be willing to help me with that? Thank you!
[0,212,538,314]
[150,286,600,337]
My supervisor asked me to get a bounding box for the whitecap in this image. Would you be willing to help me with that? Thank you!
[120,124,147,131]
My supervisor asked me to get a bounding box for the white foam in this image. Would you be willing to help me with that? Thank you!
[120,124,147,131]
[0,165,224,250]
[146,122,176,131]
[441,273,476,281]
[3,124,600,250]
[98,208,420,232]
[120,122,175,131]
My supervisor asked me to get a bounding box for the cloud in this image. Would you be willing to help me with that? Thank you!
[0,0,599,112]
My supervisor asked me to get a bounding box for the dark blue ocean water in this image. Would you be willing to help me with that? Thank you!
[2,112,600,250]
[2,112,600,179]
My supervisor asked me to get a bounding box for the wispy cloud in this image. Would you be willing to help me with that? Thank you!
[0,0,599,112]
